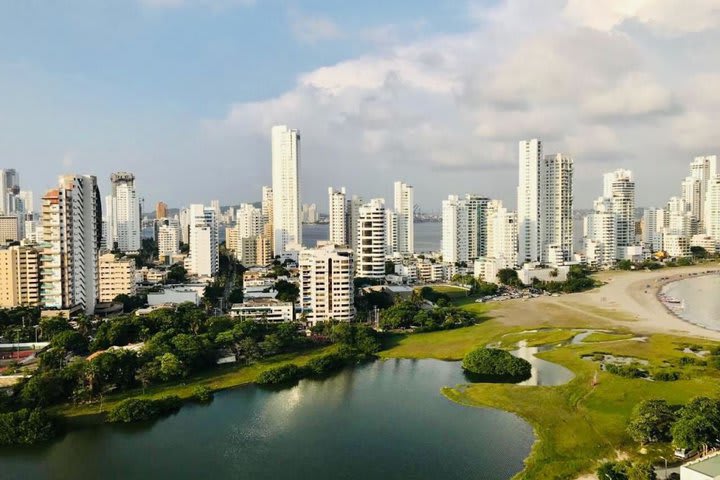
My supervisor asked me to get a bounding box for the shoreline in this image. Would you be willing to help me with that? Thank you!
[657,270,720,333]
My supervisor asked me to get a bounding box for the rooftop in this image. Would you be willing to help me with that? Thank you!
[683,453,720,477]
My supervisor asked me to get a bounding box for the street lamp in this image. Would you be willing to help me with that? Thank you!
[660,456,668,479]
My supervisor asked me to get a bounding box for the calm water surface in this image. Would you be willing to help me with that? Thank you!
[662,274,720,331]
[0,359,534,480]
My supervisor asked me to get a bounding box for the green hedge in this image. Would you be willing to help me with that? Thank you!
[0,408,57,446]
[462,348,531,378]
[107,396,182,423]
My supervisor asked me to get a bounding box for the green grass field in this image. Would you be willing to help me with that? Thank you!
[380,301,720,480]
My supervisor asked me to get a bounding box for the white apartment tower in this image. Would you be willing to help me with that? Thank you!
[681,176,703,228]
[689,155,718,232]
[486,200,518,268]
[393,181,414,254]
[356,199,386,278]
[541,154,574,263]
[642,208,664,253]
[299,242,355,325]
[466,195,490,260]
[441,195,470,264]
[583,197,617,268]
[346,195,362,253]
[188,204,218,277]
[271,125,301,254]
[328,187,347,245]
[106,172,141,252]
[157,219,180,259]
[40,175,102,314]
[517,139,542,264]
[236,203,263,238]
[604,169,636,250]
[704,175,720,242]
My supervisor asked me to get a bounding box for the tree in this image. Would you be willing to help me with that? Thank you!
[597,461,630,480]
[671,397,720,451]
[497,268,520,286]
[690,246,707,259]
[166,264,188,284]
[462,348,531,378]
[274,280,300,303]
[171,334,215,370]
[39,317,72,340]
[114,294,148,313]
[158,353,184,381]
[627,399,676,444]
[51,330,89,355]
[626,462,657,480]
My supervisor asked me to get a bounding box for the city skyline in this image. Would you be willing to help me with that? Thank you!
[3,1,720,210]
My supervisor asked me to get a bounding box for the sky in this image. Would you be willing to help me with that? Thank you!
[2,0,720,213]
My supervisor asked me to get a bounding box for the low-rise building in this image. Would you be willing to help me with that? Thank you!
[517,264,570,286]
[680,452,720,480]
[98,253,136,302]
[147,286,201,306]
[0,244,40,307]
[663,234,691,259]
[230,298,294,322]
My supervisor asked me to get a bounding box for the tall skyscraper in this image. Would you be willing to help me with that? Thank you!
[603,169,636,250]
[356,199,386,278]
[466,195,490,260]
[187,204,219,277]
[486,200,518,268]
[681,176,703,228]
[299,242,355,325]
[40,175,102,314]
[583,197,617,268]
[17,190,33,214]
[328,187,347,245]
[704,175,720,242]
[156,201,168,219]
[346,195,363,254]
[106,172,141,252]
[0,169,20,215]
[393,181,414,254]
[540,153,574,263]
[236,203,263,238]
[689,155,717,232]
[517,139,542,264]
[271,125,301,254]
[441,195,470,264]
[642,208,664,253]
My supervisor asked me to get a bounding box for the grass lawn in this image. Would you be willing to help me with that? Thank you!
[582,331,636,343]
[380,296,720,480]
[54,345,335,418]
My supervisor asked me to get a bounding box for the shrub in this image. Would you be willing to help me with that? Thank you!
[305,353,346,376]
[256,364,305,385]
[192,386,213,402]
[605,363,647,378]
[107,396,182,423]
[462,348,531,379]
[0,409,57,446]
[653,370,681,382]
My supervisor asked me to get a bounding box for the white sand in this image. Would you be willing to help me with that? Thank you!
[567,264,720,341]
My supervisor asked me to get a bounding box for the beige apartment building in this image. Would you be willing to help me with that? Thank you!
[0,215,19,243]
[0,245,40,307]
[98,253,136,303]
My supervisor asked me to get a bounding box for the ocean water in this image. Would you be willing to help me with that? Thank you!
[661,274,720,331]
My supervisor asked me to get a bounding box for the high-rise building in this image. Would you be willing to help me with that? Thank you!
[40,175,102,314]
[704,175,720,242]
[466,195,490,260]
[328,187,347,245]
[393,181,414,254]
[301,203,319,224]
[385,210,398,255]
[156,201,168,219]
[642,208,664,253]
[236,203,263,238]
[345,195,362,254]
[98,253,136,303]
[583,197,617,268]
[157,219,180,259]
[17,191,33,214]
[0,215,19,243]
[261,185,273,253]
[299,242,355,325]
[517,139,542,264]
[271,125,301,254]
[541,154,574,263]
[179,207,190,244]
[0,245,40,308]
[106,172,141,252]
[604,169,636,251]
[0,169,20,215]
[356,199,386,278]
[486,200,518,268]
[689,155,717,232]
[681,177,703,228]
[187,204,218,277]
[441,195,470,264]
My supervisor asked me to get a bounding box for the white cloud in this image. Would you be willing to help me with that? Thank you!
[564,0,720,34]
[203,0,720,208]
[288,10,341,44]
[137,0,255,9]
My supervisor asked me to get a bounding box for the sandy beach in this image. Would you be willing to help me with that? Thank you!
[563,263,720,340]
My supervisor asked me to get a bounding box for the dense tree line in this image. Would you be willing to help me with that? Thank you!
[379,299,480,332]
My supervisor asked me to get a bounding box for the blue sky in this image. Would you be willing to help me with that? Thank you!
[2,0,720,212]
